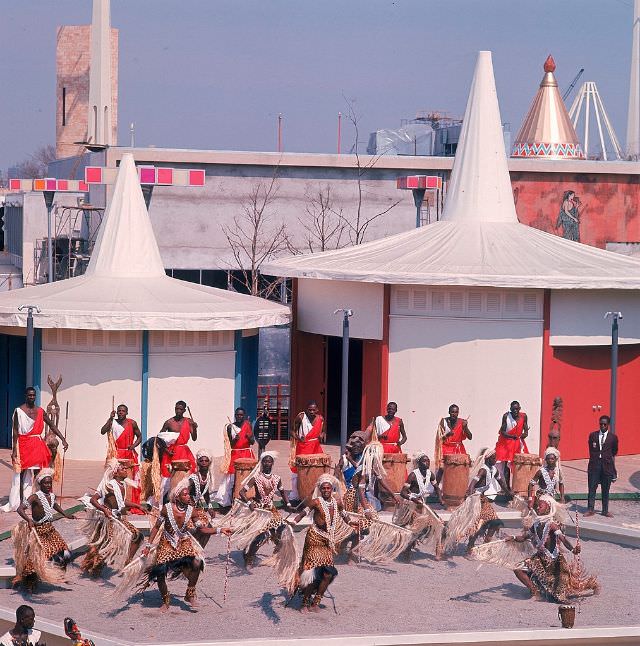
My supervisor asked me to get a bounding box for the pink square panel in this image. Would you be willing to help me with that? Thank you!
[157,168,173,185]
[189,169,205,186]
[139,167,157,184]
[85,167,103,184]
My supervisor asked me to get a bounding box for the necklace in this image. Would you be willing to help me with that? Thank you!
[35,491,55,524]
[108,478,126,513]
[413,468,432,499]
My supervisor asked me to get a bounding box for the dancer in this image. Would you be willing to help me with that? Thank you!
[445,449,512,554]
[186,449,217,547]
[81,459,146,576]
[157,401,198,500]
[495,401,529,484]
[3,387,69,512]
[367,402,407,454]
[238,452,293,567]
[120,479,230,609]
[395,453,445,561]
[290,401,325,500]
[288,474,353,612]
[101,404,143,511]
[215,407,256,507]
[12,469,75,591]
[434,404,472,481]
[528,447,564,506]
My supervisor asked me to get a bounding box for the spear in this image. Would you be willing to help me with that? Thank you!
[60,402,69,501]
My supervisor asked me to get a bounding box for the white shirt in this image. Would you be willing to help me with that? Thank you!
[599,430,608,455]
[0,629,42,646]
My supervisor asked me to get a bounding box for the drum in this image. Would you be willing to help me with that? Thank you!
[558,605,576,629]
[295,453,331,501]
[382,453,409,493]
[233,457,258,500]
[169,459,193,492]
[511,453,542,497]
[442,453,471,508]
[118,458,135,505]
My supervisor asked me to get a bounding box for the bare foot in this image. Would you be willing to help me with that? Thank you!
[602,512,613,518]
[308,604,321,613]
[300,606,310,614]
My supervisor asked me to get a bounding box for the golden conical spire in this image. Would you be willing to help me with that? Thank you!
[512,55,584,159]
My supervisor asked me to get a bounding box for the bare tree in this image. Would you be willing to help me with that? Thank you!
[222,171,290,299]
[297,185,346,253]
[10,145,57,179]
[341,99,401,245]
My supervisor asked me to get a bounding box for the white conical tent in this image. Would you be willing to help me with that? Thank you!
[264,51,640,289]
[0,154,290,330]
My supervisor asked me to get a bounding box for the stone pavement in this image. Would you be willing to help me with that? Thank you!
[0,442,637,535]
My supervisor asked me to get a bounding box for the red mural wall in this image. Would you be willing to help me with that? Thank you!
[540,292,640,460]
[512,172,640,248]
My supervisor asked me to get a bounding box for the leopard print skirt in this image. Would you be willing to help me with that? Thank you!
[469,495,499,537]
[301,526,334,572]
[22,523,68,577]
[155,535,199,567]
[342,487,375,532]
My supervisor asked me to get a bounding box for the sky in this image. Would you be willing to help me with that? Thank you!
[0,0,635,172]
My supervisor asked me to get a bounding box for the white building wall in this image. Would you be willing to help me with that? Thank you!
[388,285,544,458]
[297,278,384,340]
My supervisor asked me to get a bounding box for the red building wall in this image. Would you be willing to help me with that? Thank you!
[512,172,640,249]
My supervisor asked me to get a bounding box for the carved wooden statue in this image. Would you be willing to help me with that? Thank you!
[45,375,63,464]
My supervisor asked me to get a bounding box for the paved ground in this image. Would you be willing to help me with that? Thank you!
[0,530,636,643]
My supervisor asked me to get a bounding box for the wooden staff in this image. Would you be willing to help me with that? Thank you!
[187,405,196,423]
[59,402,69,500]
[222,533,232,604]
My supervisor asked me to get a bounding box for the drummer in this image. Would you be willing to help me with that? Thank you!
[434,404,472,483]
[495,400,529,485]
[290,401,325,501]
[366,402,407,454]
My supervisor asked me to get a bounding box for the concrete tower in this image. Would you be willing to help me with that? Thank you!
[627,0,640,160]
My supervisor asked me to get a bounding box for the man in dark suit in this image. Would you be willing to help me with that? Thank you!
[586,415,619,518]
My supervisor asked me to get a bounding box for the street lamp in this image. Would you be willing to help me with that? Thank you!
[43,191,55,282]
[604,311,622,434]
[334,308,353,454]
[18,305,40,387]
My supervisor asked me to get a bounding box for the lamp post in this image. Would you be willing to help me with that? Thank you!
[18,305,40,387]
[334,308,354,454]
[604,311,622,434]
[43,191,55,282]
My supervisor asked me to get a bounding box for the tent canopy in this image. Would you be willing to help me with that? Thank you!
[0,154,290,330]
[264,52,640,290]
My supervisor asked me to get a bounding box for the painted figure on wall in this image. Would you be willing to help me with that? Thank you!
[555,191,583,242]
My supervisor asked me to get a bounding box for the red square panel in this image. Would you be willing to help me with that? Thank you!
[157,168,173,185]
[426,176,438,189]
[9,179,21,190]
[57,180,68,191]
[85,167,103,184]
[139,166,157,184]
[79,181,88,192]
[189,169,205,186]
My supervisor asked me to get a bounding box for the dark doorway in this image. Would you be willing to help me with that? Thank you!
[325,336,363,444]
[0,334,26,447]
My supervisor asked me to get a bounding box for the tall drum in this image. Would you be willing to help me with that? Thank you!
[295,454,331,501]
[511,453,542,497]
[442,453,471,508]
[233,457,258,501]
[169,459,192,493]
[382,453,409,493]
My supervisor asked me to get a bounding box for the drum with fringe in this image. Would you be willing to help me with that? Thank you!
[169,459,192,491]
[558,604,576,629]
[381,453,409,493]
[442,453,471,508]
[233,457,258,500]
[295,454,331,501]
[511,453,542,497]
[118,458,135,505]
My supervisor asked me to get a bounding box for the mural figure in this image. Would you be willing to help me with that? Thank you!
[556,191,583,242]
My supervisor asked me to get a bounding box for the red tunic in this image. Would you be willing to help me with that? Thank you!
[17,407,51,471]
[227,420,255,474]
[441,418,468,456]
[160,418,197,478]
[291,414,324,473]
[495,412,529,463]
[380,416,403,454]
[114,419,142,510]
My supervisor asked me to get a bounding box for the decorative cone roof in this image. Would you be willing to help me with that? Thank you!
[511,55,584,159]
[0,154,290,330]
[263,51,640,289]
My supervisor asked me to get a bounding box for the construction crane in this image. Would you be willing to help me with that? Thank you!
[563,68,584,102]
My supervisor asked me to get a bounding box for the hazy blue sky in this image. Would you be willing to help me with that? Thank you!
[0,0,635,171]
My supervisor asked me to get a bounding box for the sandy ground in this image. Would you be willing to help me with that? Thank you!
[0,521,637,643]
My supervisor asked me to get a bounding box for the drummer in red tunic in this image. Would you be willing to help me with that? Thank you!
[100,404,143,510]
[494,400,529,485]
[290,401,325,500]
[214,407,256,507]
[2,387,69,512]
[434,403,472,482]
[157,400,198,501]
[368,402,407,454]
